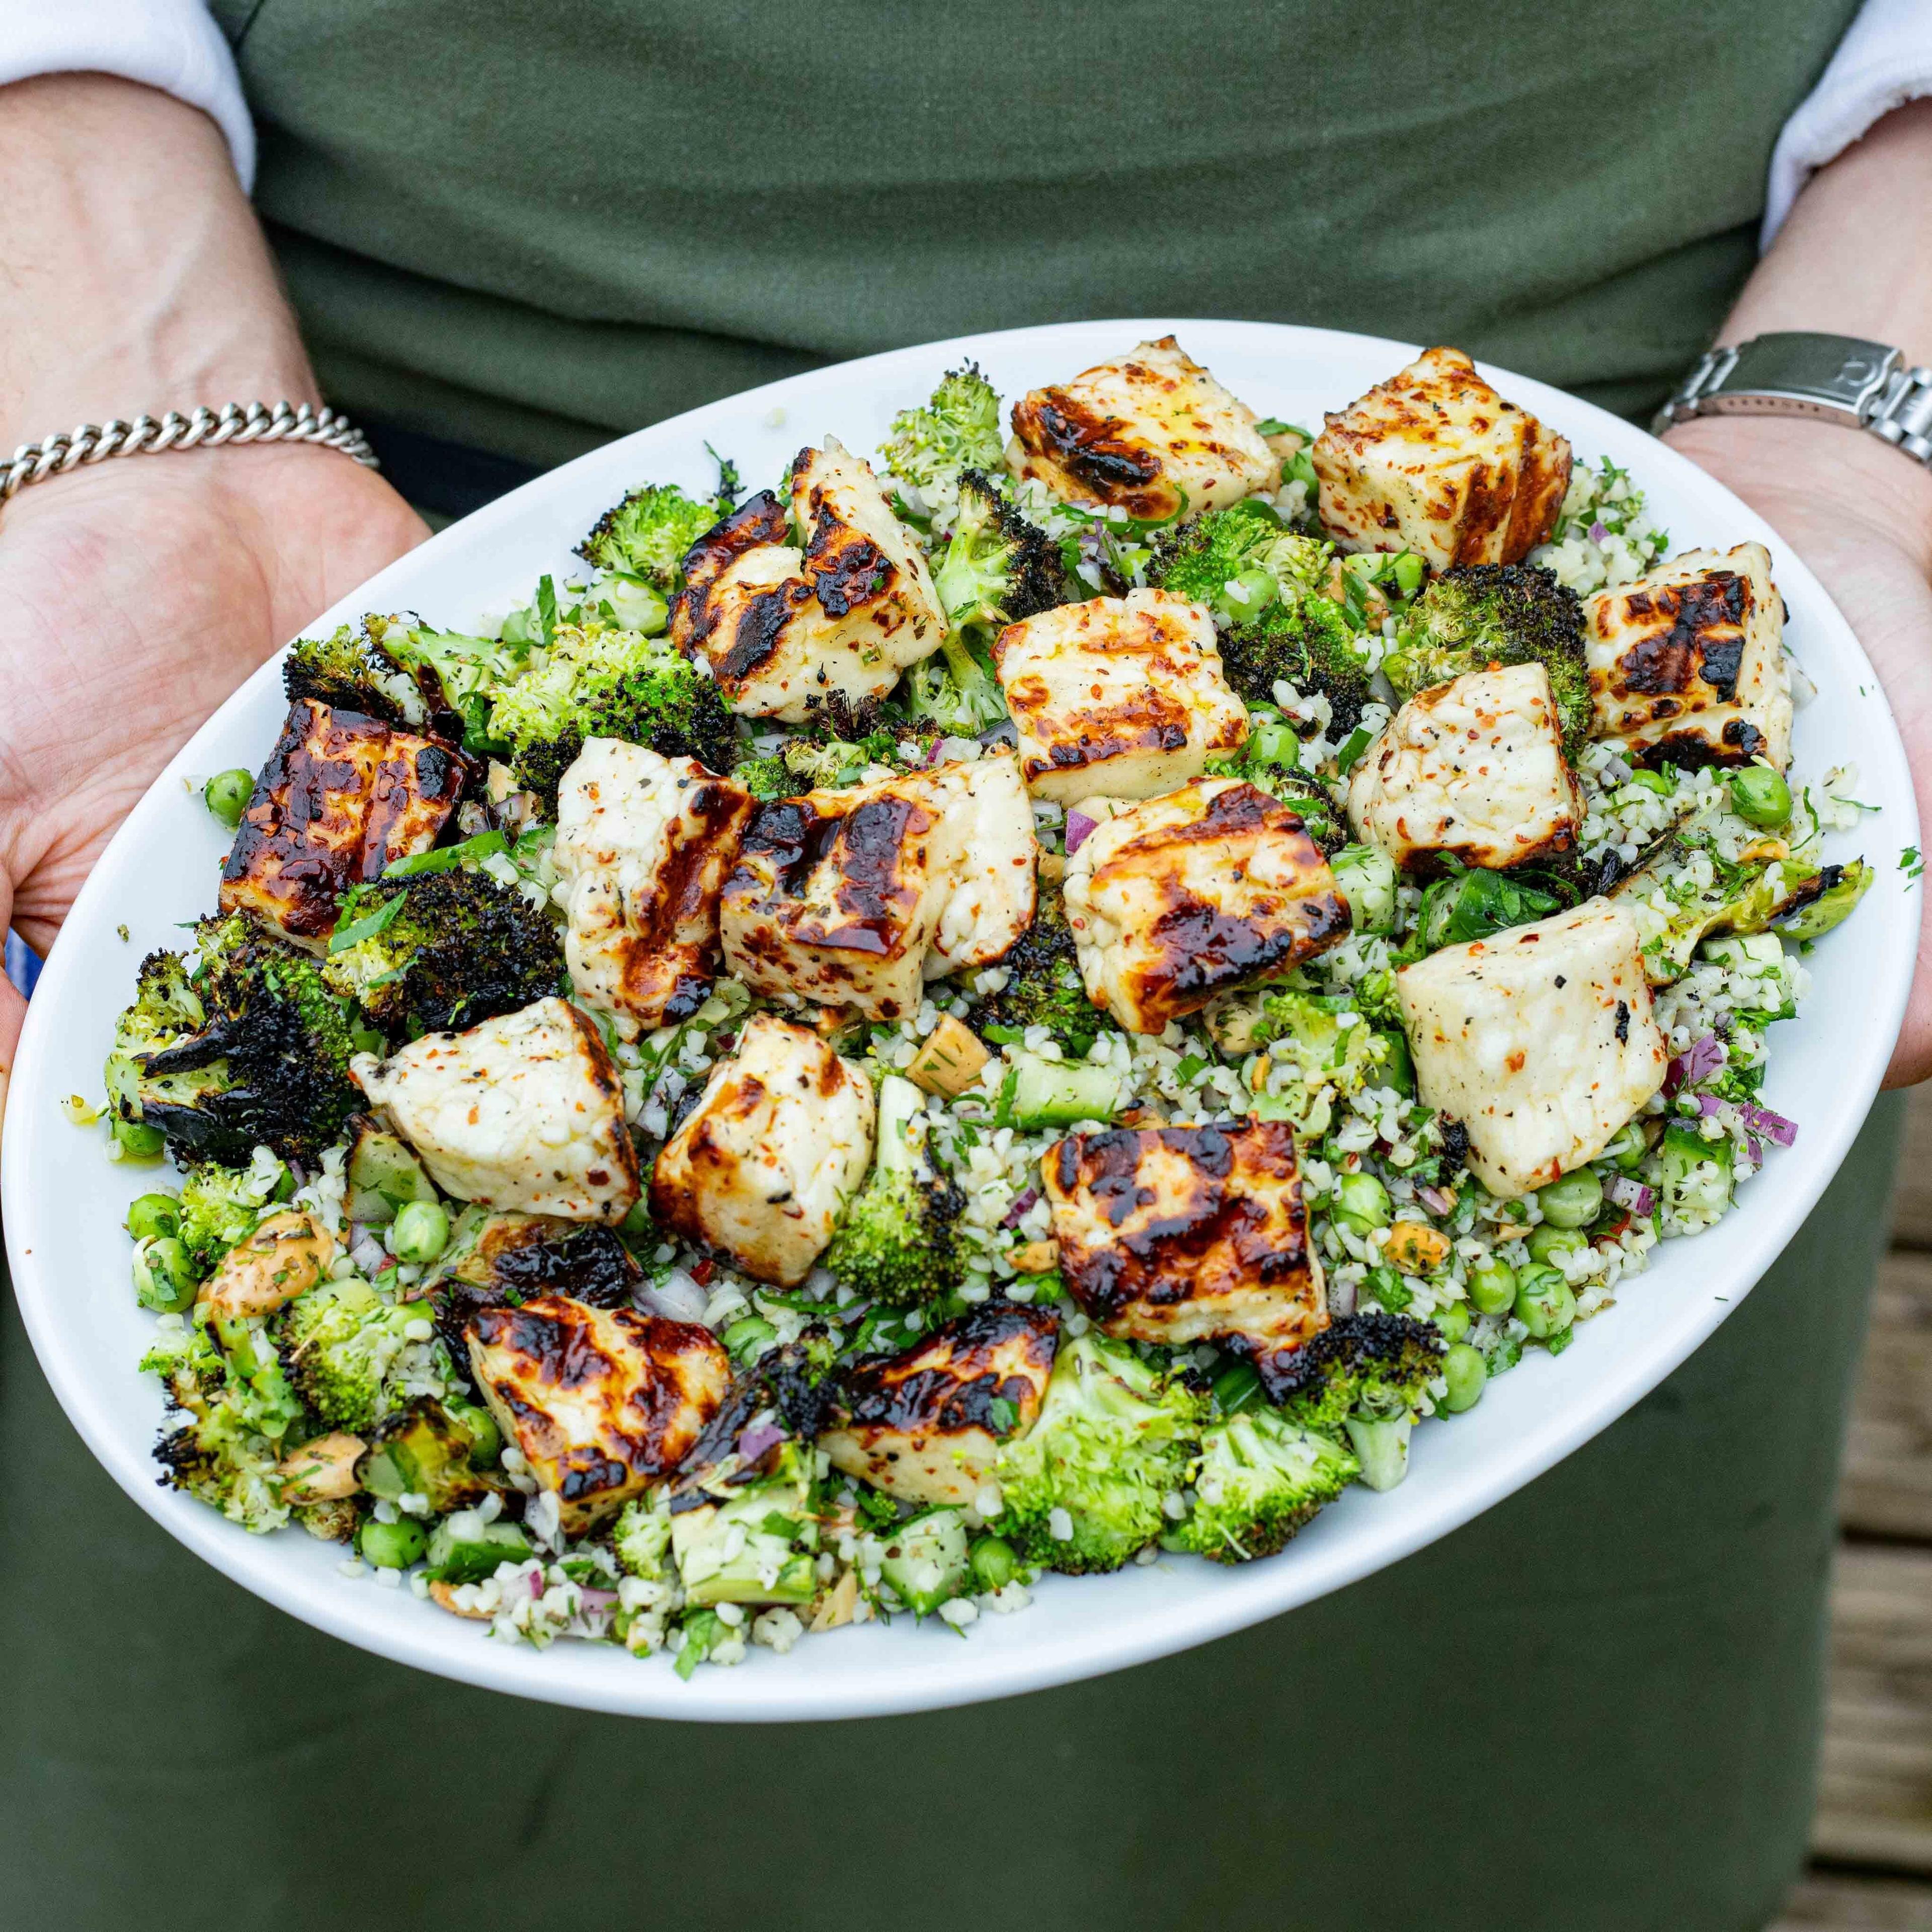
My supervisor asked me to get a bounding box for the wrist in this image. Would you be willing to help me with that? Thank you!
[1664,413,1932,571]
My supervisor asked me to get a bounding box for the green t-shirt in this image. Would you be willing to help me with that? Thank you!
[214,0,1859,466]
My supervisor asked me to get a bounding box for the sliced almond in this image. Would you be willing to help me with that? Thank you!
[1384,1220,1452,1274]
[810,1567,859,1633]
[429,1580,493,1620]
[1007,1239,1060,1275]
[277,1430,365,1503]
[907,1015,992,1097]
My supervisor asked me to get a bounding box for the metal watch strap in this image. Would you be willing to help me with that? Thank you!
[1652,331,1932,466]
[2,400,378,505]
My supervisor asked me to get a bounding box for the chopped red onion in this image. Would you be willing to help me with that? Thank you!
[736,1421,785,1465]
[1416,1184,1455,1217]
[1746,1134,1764,1166]
[1588,519,1609,545]
[1002,1186,1040,1229]
[1695,1092,1726,1119]
[529,1571,543,1600]
[1666,1033,1725,1093]
[1066,811,1098,854]
[578,1587,618,1610]
[923,738,944,768]
[637,1269,708,1324]
[1329,1274,1358,1316]
[1742,1103,1798,1147]
[1605,1174,1655,1216]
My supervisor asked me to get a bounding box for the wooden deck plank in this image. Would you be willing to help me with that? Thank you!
[1774,1873,1932,1929]
[1887,1085,1932,1252]
[1815,1545,1932,1873]
[1840,1252,1932,1542]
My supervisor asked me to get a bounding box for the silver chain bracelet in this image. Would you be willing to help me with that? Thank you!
[1,400,377,505]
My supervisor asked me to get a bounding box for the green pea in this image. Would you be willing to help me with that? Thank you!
[202,768,255,829]
[1441,1342,1488,1413]
[1729,763,1792,830]
[1392,552,1426,598]
[723,1315,777,1362]
[390,1199,450,1266]
[1468,1257,1517,1317]
[1514,1266,1576,1339]
[1536,1169,1603,1229]
[1433,1300,1471,1345]
[1628,768,1674,796]
[1249,717,1301,771]
[133,1236,199,1313]
[1333,1171,1391,1233]
[970,1536,1019,1593]
[359,1518,428,1570]
[111,1118,167,1161]
[1222,569,1278,621]
[445,1397,503,1467]
[1527,1223,1586,1265]
[1602,1122,1649,1172]
[125,1192,182,1244]
[1212,1360,1263,1415]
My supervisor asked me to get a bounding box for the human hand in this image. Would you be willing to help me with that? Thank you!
[1668,415,1932,1087]
[0,446,427,1080]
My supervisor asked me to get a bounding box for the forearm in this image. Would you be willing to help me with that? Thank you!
[0,72,314,447]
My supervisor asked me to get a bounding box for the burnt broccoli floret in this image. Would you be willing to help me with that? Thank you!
[821,1076,965,1306]
[1253,1312,1445,1492]
[283,617,438,729]
[321,868,563,1039]
[1385,564,1591,754]
[577,482,728,593]
[964,886,1102,1057]
[108,914,362,1168]
[488,620,737,806]
[1219,595,1375,736]
[879,363,1006,497]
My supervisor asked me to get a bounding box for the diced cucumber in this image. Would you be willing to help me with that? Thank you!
[1344,1415,1413,1492]
[424,1512,533,1584]
[347,1123,438,1226]
[878,1506,971,1617]
[1648,1122,1733,1232]
[671,1484,817,1607]
[997,1051,1118,1130]
[1331,843,1398,936]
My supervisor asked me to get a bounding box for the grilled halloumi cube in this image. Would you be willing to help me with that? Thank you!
[1584,543,1792,771]
[993,589,1248,807]
[1346,662,1583,873]
[352,996,640,1223]
[1042,1119,1326,1349]
[554,739,755,1038]
[466,1296,730,1534]
[1062,779,1347,1033]
[720,756,1035,1020]
[820,1303,1060,1506]
[670,443,944,721]
[649,1012,875,1285]
[1006,336,1280,521]
[1314,347,1571,571]
[219,698,469,945]
[1395,899,1668,1196]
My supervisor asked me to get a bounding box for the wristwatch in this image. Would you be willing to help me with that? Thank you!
[1652,331,1932,465]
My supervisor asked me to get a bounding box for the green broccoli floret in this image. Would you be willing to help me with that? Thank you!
[373,615,526,754]
[321,868,563,1039]
[1219,595,1375,736]
[277,1276,439,1435]
[139,1319,228,1412]
[1246,988,1388,1128]
[965,886,1102,1058]
[488,620,737,806]
[577,481,725,592]
[109,914,361,1168]
[993,1331,1208,1574]
[1149,498,1332,621]
[879,363,1006,497]
[821,1075,964,1306]
[614,1496,674,1581]
[1384,564,1590,754]
[1256,1313,1445,1492]
[176,1153,292,1272]
[906,469,1063,733]
[1164,1407,1359,1562]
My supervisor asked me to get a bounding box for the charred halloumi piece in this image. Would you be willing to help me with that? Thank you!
[820,1303,1060,1506]
[720,756,1035,1019]
[219,698,468,945]
[466,1296,730,1535]
[670,443,944,721]
[352,996,640,1223]
[1042,1120,1326,1349]
[649,1013,875,1285]
[992,589,1248,807]
[554,739,755,1038]
[1395,899,1668,1196]
[1346,662,1583,873]
[1314,347,1571,570]
[1006,336,1279,520]
[1584,543,1792,771]
[1062,779,1347,1034]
